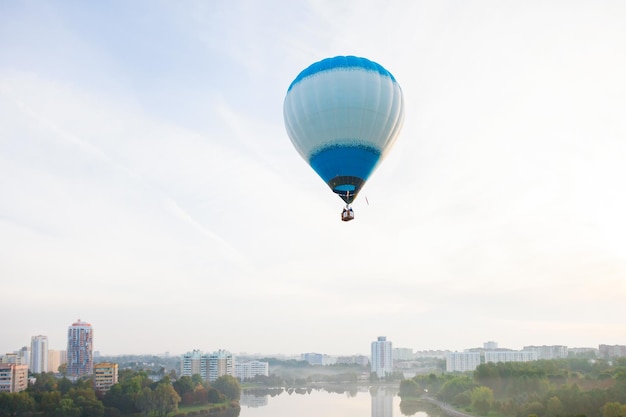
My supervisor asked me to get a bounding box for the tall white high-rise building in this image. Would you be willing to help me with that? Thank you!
[371,336,393,379]
[30,335,48,374]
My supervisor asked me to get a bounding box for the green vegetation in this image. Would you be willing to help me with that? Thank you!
[399,357,626,417]
[211,376,241,402]
[0,370,241,417]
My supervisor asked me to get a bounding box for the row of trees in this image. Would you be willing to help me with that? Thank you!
[399,357,626,417]
[0,370,241,417]
[1,375,103,417]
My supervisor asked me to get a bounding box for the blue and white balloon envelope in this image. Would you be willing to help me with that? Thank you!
[283,56,405,204]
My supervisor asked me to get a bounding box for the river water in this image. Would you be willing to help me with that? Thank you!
[239,387,432,417]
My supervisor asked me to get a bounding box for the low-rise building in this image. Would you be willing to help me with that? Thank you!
[301,353,324,365]
[234,360,269,380]
[484,350,538,364]
[94,362,119,392]
[523,345,568,360]
[599,344,626,360]
[446,352,481,372]
[0,352,26,365]
[336,355,369,366]
[301,353,336,366]
[568,347,598,357]
[414,350,449,359]
[393,348,414,361]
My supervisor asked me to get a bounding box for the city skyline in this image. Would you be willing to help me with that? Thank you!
[5,320,617,358]
[2,325,615,359]
[2,1,626,355]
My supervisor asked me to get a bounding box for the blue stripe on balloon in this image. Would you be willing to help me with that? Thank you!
[309,145,381,188]
[287,56,397,92]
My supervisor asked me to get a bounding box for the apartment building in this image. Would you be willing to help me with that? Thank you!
[446,352,481,372]
[67,320,94,377]
[94,362,119,392]
[0,364,28,393]
[484,350,538,364]
[234,360,269,380]
[371,336,393,379]
[599,344,626,360]
[181,349,234,383]
[523,345,568,360]
[30,335,49,374]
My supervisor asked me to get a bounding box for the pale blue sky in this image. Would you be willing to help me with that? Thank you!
[2,1,626,356]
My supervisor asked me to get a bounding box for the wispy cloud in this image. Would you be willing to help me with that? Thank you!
[165,198,248,265]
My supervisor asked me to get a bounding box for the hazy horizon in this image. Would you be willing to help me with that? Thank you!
[3,324,611,359]
[2,1,626,356]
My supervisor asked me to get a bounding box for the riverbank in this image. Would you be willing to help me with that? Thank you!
[174,402,241,417]
[400,396,477,417]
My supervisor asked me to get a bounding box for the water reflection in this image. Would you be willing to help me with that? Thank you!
[240,386,432,417]
[240,387,284,407]
[240,392,268,408]
[371,387,393,417]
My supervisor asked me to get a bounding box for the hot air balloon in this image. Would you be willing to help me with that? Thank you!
[283,56,404,221]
